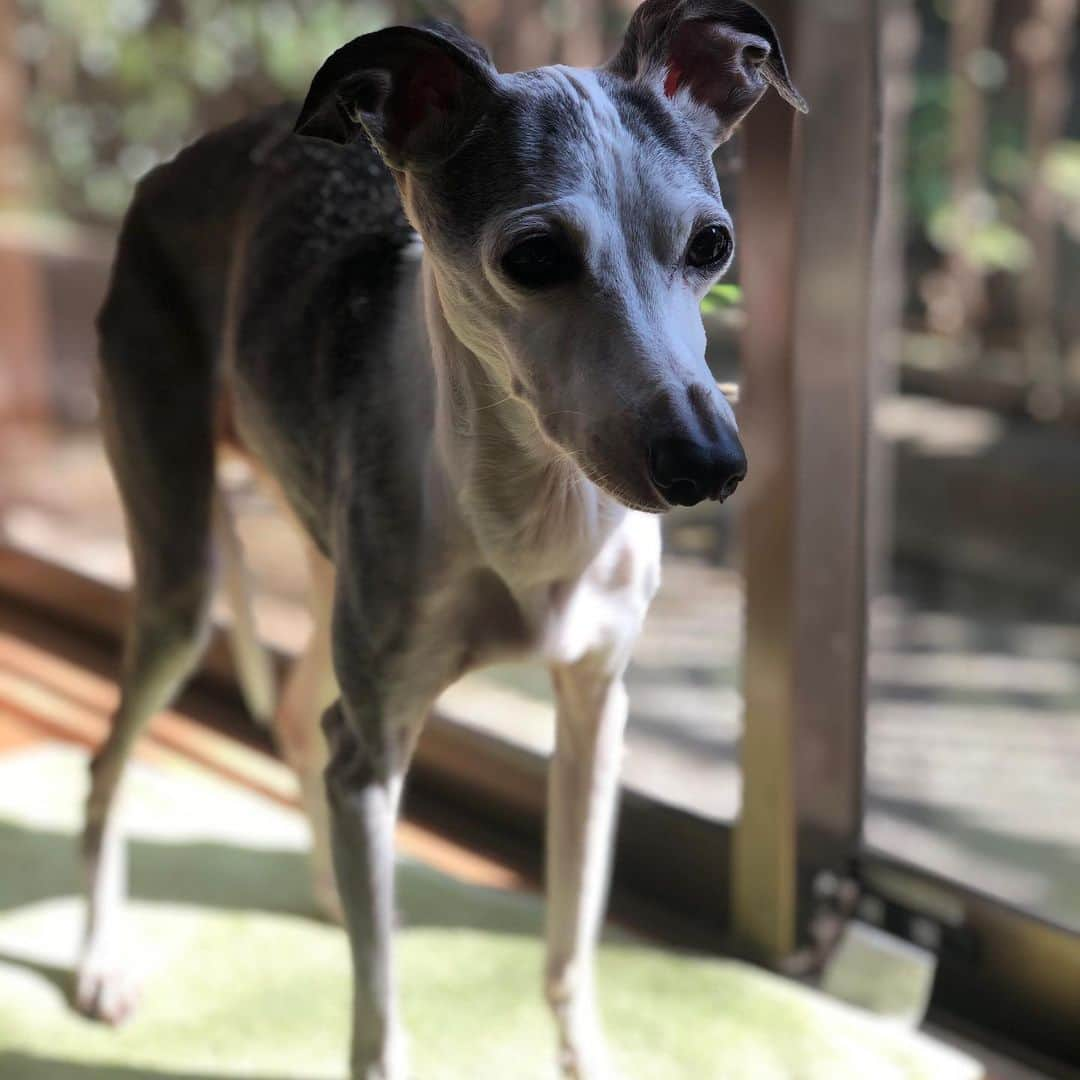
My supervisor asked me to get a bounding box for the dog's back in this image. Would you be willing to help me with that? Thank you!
[99,105,410,413]
[99,107,291,369]
[96,101,417,545]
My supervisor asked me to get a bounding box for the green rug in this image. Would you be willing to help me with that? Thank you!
[0,744,979,1079]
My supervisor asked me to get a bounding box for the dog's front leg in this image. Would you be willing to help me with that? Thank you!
[323,694,419,1080]
[545,655,629,1080]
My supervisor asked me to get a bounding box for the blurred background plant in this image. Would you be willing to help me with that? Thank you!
[11,0,642,223]
[13,0,395,221]
[11,0,1079,405]
[901,0,1080,408]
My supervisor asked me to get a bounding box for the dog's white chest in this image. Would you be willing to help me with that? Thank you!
[533,511,662,667]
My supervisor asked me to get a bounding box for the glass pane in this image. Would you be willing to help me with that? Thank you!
[866,0,1080,932]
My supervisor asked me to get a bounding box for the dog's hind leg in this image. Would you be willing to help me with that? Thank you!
[77,570,212,1024]
[274,543,340,922]
[214,490,277,725]
[76,229,217,1024]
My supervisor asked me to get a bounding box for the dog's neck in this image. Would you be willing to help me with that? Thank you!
[419,256,628,585]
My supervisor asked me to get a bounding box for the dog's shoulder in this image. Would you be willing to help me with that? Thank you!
[126,105,296,231]
[228,106,424,498]
[125,103,412,272]
[241,104,413,259]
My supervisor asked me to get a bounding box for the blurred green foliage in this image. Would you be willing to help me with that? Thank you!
[700,283,742,315]
[13,0,1079,345]
[16,0,392,220]
[927,200,1032,273]
[1045,140,1080,239]
[905,42,1032,274]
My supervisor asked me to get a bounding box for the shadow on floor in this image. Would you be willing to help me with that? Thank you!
[1,1054,327,1080]
[0,817,542,935]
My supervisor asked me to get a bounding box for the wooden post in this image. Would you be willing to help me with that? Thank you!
[734,0,879,963]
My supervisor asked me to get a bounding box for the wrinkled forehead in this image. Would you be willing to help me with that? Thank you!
[431,65,722,241]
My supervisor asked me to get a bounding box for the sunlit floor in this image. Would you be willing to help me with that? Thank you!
[0,629,984,1080]
[1,421,1079,935]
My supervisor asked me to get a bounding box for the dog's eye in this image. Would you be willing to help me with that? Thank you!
[501,234,580,289]
[686,224,733,270]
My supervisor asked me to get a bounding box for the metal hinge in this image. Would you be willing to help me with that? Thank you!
[787,861,979,978]
[785,863,980,1023]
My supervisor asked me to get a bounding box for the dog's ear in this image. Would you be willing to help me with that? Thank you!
[294,24,500,171]
[607,0,807,146]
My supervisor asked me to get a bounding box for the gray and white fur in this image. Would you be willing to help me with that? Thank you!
[79,1,804,1076]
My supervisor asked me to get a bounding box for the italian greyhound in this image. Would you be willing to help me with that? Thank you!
[79,1,804,1075]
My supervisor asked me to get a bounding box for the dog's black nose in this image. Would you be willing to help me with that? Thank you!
[649,436,748,507]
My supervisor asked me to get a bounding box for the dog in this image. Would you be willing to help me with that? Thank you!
[79,1,804,1075]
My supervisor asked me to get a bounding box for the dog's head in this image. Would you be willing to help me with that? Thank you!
[296,1,805,512]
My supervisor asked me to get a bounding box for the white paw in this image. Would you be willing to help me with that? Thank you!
[352,1027,409,1080]
[556,1021,619,1080]
[74,957,141,1025]
[558,1043,619,1080]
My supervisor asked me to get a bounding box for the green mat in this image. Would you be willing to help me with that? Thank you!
[0,744,979,1079]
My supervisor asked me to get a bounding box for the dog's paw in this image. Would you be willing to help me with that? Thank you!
[352,1054,409,1079]
[351,1027,410,1080]
[73,958,141,1026]
[557,1035,620,1080]
[549,992,620,1080]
